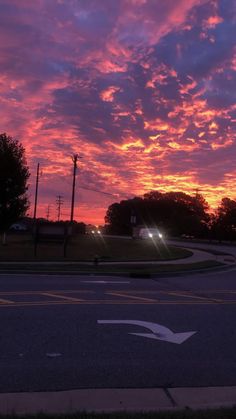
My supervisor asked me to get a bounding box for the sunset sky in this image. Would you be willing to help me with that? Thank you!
[1,0,235,224]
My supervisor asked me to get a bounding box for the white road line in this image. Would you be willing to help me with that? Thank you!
[80,281,130,284]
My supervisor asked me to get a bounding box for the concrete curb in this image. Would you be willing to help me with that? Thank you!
[0,387,236,414]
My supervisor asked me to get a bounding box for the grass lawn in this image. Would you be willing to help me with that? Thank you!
[0,234,192,262]
[0,260,222,275]
[1,407,236,418]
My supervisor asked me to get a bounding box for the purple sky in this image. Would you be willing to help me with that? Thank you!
[0,0,235,224]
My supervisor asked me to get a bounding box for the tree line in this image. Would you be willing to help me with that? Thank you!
[1,133,236,241]
[105,192,236,241]
[105,191,236,241]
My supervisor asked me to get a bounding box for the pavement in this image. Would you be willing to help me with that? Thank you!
[1,386,236,414]
[1,240,236,415]
[169,239,236,261]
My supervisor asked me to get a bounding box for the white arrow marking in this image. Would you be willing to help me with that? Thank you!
[97,320,196,344]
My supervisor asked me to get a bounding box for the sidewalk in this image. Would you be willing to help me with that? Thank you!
[1,386,236,414]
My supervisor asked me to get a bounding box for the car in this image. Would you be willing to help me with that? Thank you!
[139,228,163,240]
[10,223,27,231]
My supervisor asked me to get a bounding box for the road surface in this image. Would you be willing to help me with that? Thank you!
[0,263,236,393]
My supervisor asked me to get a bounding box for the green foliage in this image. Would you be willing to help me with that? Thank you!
[105,191,210,237]
[1,407,236,418]
[0,234,191,262]
[0,133,30,230]
[211,197,236,240]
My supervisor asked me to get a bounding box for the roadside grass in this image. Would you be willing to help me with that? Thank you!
[0,234,192,262]
[1,407,236,418]
[0,260,223,275]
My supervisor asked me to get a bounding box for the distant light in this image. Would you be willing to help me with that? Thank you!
[97,230,101,234]
[158,233,163,238]
[91,230,95,234]
[148,233,153,238]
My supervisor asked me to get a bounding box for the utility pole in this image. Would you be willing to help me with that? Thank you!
[56,195,63,222]
[70,154,82,223]
[46,205,51,221]
[33,163,40,222]
[195,188,202,198]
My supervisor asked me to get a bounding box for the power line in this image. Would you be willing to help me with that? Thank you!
[78,185,131,200]
[78,185,117,197]
[194,188,203,197]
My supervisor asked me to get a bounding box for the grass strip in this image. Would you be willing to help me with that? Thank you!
[0,235,191,262]
[0,260,223,275]
[1,406,236,418]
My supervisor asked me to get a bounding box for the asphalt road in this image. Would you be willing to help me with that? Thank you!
[1,265,236,393]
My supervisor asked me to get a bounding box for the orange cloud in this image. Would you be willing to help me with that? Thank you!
[100,86,120,102]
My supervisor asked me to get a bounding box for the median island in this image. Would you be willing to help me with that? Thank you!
[0,233,191,261]
[0,233,223,274]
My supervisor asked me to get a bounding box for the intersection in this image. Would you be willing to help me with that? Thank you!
[1,264,236,394]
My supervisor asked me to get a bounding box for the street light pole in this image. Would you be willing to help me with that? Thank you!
[70,154,82,223]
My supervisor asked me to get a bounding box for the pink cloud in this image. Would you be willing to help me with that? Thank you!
[0,0,235,223]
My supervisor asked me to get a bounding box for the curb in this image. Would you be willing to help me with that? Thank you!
[0,387,236,414]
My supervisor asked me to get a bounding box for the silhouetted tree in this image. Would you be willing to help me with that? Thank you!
[211,198,236,241]
[105,200,134,235]
[105,191,210,237]
[0,133,30,233]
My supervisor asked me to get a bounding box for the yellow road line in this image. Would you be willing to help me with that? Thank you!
[0,289,93,296]
[164,291,214,301]
[0,297,14,304]
[109,289,236,295]
[109,289,226,302]
[107,291,157,302]
[0,300,236,308]
[0,289,236,297]
[41,292,84,302]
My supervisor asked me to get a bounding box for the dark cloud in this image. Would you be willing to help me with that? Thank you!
[155,22,235,79]
[204,70,236,109]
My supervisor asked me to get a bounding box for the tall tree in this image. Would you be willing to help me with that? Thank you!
[105,191,210,237]
[0,133,30,231]
[212,198,236,240]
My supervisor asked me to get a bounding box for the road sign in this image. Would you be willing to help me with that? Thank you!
[98,320,196,344]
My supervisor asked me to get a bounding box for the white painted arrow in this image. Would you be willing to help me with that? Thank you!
[97,320,196,344]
